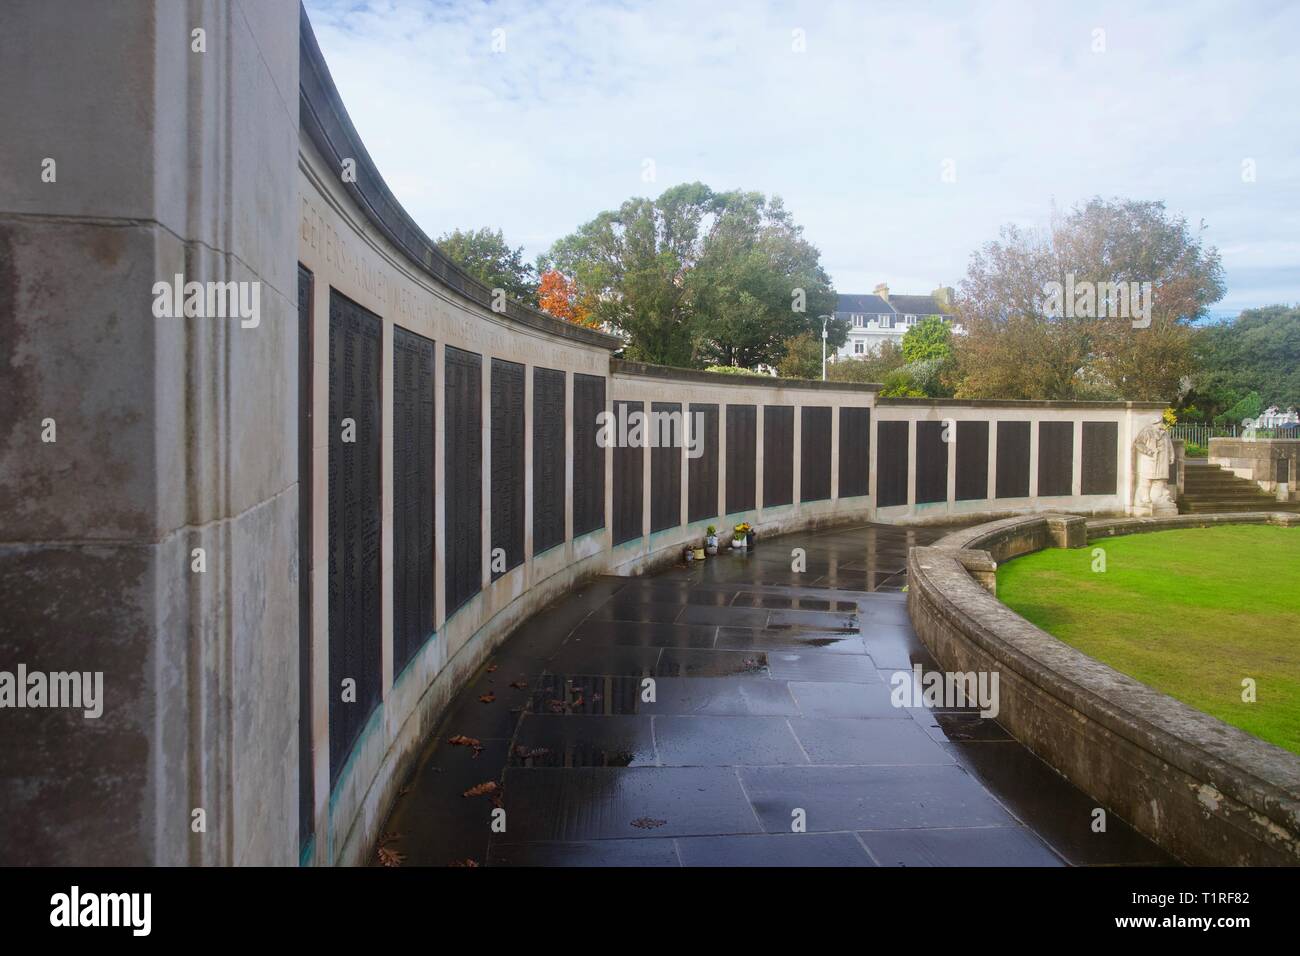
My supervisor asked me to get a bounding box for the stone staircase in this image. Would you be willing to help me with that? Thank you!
[1179,459,1300,514]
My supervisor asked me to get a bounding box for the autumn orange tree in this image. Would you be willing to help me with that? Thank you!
[537,269,597,327]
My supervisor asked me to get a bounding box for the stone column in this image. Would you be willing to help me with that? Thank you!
[0,0,301,865]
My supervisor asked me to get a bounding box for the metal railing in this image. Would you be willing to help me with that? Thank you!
[1172,423,1300,449]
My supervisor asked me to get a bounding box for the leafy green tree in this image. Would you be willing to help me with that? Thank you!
[1219,390,1263,426]
[827,340,906,384]
[776,332,822,379]
[540,183,839,368]
[688,190,842,367]
[952,198,1225,401]
[436,227,537,302]
[1190,306,1300,421]
[901,315,954,363]
[880,374,926,398]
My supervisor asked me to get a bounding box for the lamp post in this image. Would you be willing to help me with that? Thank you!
[820,314,830,381]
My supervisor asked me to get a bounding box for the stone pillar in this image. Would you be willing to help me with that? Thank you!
[0,0,301,865]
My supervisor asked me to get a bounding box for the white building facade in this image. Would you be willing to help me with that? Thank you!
[833,285,951,359]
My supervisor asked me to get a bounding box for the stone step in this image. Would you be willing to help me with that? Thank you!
[1182,488,1276,499]
[1178,501,1300,514]
[1180,495,1279,505]
[1175,459,1295,516]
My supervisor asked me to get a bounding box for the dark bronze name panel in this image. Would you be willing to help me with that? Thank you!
[444,346,482,616]
[1038,421,1074,497]
[955,420,990,501]
[297,265,314,846]
[876,420,909,507]
[573,373,606,537]
[996,421,1031,498]
[726,404,757,515]
[327,289,382,784]
[688,403,719,523]
[532,367,566,555]
[763,405,794,508]
[1081,421,1118,495]
[392,326,435,676]
[838,407,871,498]
[650,401,682,533]
[490,358,525,579]
[613,400,644,544]
[915,420,948,504]
[800,406,832,502]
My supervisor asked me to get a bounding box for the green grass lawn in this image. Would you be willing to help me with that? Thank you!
[997,525,1300,755]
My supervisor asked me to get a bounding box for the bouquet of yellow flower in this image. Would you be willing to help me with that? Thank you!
[733,522,752,535]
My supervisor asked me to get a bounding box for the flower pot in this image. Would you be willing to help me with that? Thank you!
[746,530,756,549]
[693,547,706,561]
[683,546,695,563]
[705,535,718,555]
[731,537,745,550]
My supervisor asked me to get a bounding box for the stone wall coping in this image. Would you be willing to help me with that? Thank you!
[298,7,621,352]
[1208,437,1300,455]
[608,362,1175,408]
[878,397,1168,410]
[1087,511,1300,540]
[609,359,881,392]
[910,512,1300,861]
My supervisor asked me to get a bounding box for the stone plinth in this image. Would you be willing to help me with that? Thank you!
[1209,438,1299,499]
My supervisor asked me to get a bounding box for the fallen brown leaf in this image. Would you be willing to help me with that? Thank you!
[378,846,405,867]
[630,817,667,829]
[448,734,485,757]
[462,780,500,799]
[478,692,495,704]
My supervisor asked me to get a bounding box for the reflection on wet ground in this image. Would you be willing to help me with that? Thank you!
[382,522,1176,867]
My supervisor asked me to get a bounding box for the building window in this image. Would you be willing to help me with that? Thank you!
[854,341,864,354]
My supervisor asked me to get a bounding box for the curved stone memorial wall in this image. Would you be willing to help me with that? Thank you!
[293,14,1169,863]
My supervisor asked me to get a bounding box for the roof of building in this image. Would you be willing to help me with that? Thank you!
[886,294,945,317]
[835,293,894,315]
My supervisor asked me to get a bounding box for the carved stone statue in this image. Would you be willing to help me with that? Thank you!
[1133,421,1177,515]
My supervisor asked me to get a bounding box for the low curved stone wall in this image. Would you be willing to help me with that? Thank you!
[907,511,1300,865]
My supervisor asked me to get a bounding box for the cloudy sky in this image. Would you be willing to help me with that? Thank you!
[303,0,1300,317]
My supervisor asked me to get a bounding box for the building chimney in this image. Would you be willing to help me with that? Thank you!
[873,283,889,302]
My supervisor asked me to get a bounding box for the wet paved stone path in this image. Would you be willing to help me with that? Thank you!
[384,523,1174,866]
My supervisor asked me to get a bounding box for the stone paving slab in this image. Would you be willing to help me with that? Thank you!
[858,826,1065,867]
[380,521,1175,867]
